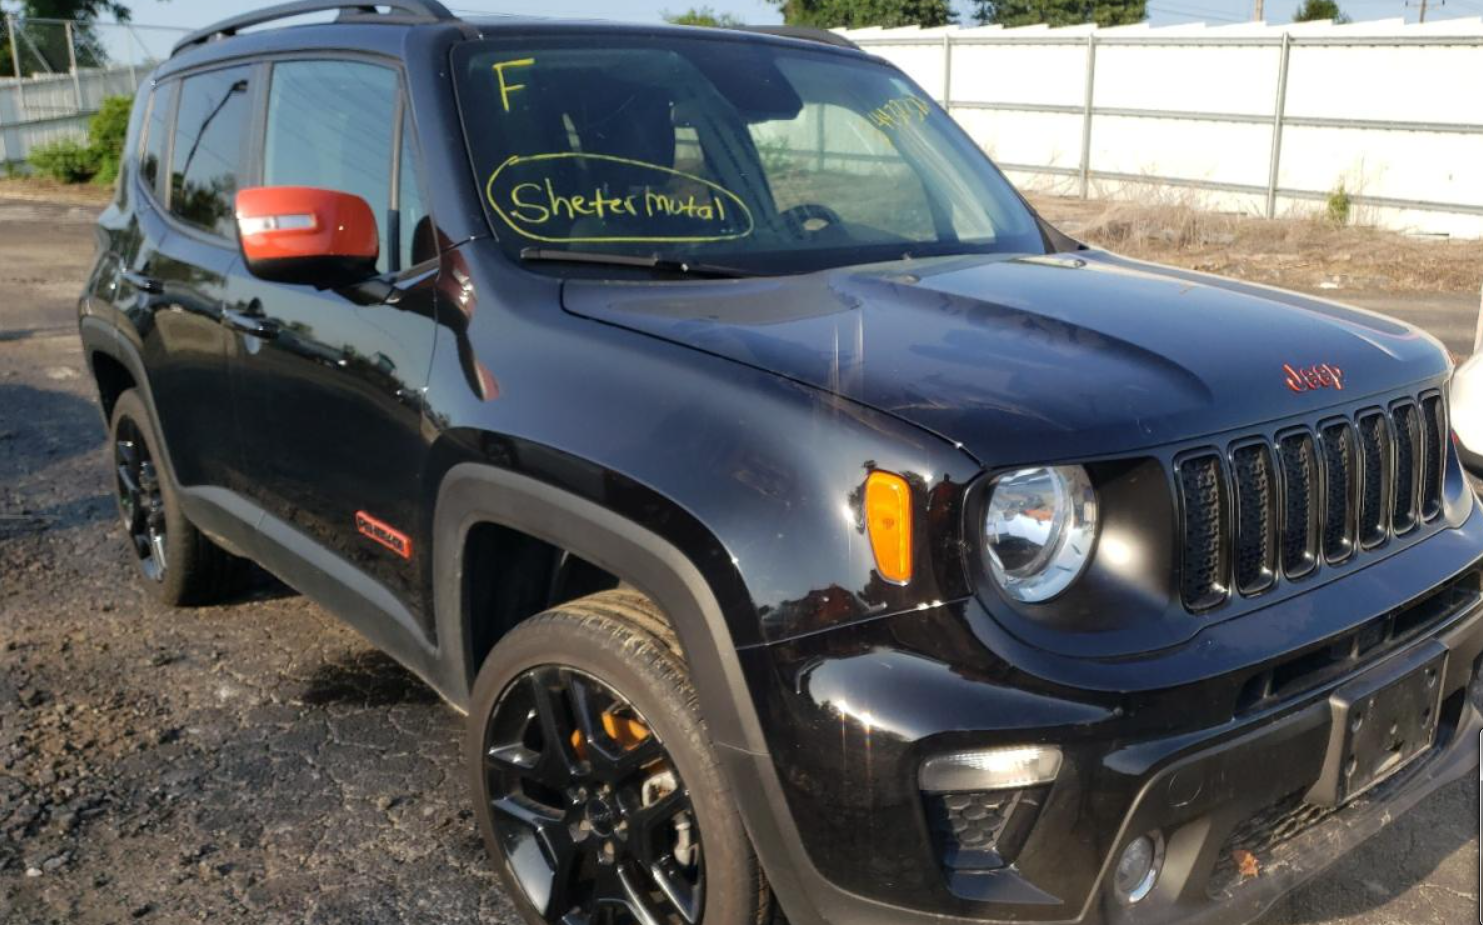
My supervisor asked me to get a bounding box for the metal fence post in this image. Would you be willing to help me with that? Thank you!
[65,20,82,112]
[1078,33,1098,199]
[125,24,139,92]
[942,31,953,110]
[6,16,25,120]
[1265,32,1292,219]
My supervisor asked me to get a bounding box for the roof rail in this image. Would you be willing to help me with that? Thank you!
[171,0,458,57]
[735,26,861,50]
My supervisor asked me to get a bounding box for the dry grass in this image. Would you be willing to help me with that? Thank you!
[0,177,113,207]
[1029,192,1483,296]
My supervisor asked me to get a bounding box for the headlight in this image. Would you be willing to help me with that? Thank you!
[984,465,1098,602]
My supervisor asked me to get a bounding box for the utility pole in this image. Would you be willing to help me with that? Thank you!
[1408,0,1442,22]
[1253,0,1264,20]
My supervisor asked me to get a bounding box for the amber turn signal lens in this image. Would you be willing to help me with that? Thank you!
[865,470,913,584]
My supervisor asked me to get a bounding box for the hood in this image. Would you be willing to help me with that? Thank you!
[561,251,1449,465]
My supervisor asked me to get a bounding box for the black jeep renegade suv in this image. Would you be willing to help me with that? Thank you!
[80,3,1483,924]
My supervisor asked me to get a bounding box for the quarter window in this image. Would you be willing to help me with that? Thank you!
[265,60,399,273]
[169,66,252,238]
[397,109,433,269]
[139,80,175,198]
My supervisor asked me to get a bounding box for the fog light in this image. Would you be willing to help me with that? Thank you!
[1113,831,1164,904]
[919,746,1062,792]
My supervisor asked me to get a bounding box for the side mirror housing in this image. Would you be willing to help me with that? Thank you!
[235,186,379,288]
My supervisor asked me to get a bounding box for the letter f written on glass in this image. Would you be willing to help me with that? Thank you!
[492,58,535,112]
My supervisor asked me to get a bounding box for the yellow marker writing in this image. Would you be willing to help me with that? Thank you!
[486,152,755,245]
[492,58,535,112]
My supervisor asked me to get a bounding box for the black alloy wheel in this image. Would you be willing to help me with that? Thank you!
[483,664,704,925]
[114,413,167,581]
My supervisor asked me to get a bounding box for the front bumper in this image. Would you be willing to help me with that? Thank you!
[727,512,1483,925]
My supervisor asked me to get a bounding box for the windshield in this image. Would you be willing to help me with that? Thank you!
[453,31,1048,276]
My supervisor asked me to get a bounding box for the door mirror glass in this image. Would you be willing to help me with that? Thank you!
[235,186,379,288]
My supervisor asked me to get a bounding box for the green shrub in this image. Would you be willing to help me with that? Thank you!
[28,137,98,183]
[1326,183,1352,227]
[88,96,133,186]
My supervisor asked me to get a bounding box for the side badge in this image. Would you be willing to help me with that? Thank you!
[355,511,412,560]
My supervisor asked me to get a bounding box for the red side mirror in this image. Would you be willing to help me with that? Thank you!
[234,186,379,287]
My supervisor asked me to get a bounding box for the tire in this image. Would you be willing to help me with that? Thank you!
[109,389,242,606]
[467,589,771,925]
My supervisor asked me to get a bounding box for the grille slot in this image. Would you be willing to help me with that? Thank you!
[1178,453,1229,610]
[1391,402,1422,535]
[1318,421,1357,564]
[1275,432,1320,580]
[1356,411,1392,548]
[1420,393,1446,521]
[1231,443,1277,595]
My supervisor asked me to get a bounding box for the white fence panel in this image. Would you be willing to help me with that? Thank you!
[842,19,1483,238]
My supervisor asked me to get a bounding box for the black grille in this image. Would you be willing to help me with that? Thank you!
[1356,411,1392,548]
[1209,790,1339,896]
[1178,391,1450,613]
[924,788,1043,872]
[1275,432,1319,580]
[1231,444,1276,594]
[1420,393,1446,521]
[927,792,1011,868]
[1178,453,1228,610]
[1318,421,1357,563]
[1391,402,1421,535]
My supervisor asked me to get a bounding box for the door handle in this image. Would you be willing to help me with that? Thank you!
[222,308,279,340]
[120,269,162,293]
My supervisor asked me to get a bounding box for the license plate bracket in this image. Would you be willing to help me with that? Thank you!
[1306,640,1447,808]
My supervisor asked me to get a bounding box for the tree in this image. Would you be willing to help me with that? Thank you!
[2,0,133,78]
[663,6,745,26]
[1292,0,1350,21]
[970,0,1145,26]
[769,0,956,29]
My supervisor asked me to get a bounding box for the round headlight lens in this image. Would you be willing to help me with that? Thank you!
[984,465,1098,602]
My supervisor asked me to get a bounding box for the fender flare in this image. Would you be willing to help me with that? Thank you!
[78,317,182,489]
[431,462,766,752]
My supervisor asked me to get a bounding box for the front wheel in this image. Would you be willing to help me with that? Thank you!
[467,590,771,925]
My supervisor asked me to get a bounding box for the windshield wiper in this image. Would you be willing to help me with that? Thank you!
[519,247,753,279]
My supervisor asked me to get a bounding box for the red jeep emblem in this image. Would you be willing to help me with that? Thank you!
[1284,362,1344,393]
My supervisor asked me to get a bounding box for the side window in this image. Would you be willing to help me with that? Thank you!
[397,109,433,269]
[265,60,398,273]
[139,80,174,197]
[170,67,252,238]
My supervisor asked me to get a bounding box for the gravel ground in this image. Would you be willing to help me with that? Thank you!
[0,198,1478,924]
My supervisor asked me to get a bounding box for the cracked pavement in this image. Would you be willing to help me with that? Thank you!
[0,197,1478,924]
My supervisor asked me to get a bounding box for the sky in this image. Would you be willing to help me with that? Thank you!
[109,0,1483,30]
[100,0,1483,50]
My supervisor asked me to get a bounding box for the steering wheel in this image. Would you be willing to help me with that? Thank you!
[779,203,845,237]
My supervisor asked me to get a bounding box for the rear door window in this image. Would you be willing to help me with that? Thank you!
[169,66,253,238]
[264,59,399,273]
